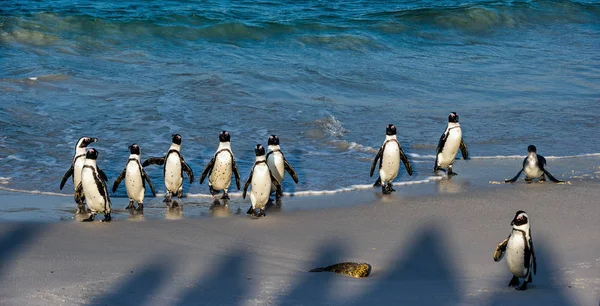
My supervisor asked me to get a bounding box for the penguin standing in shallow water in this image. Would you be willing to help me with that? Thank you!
[266,135,298,202]
[199,131,241,200]
[142,134,194,203]
[370,124,413,194]
[434,112,469,175]
[76,148,111,222]
[59,136,101,213]
[494,210,537,291]
[243,144,282,218]
[505,145,563,183]
[112,144,156,211]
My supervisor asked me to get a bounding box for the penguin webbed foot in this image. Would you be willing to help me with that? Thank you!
[516,281,528,291]
[221,192,230,200]
[382,183,395,195]
[102,213,112,222]
[373,177,382,187]
[508,276,520,287]
[125,201,135,210]
[81,214,95,222]
[137,203,144,211]
[539,174,547,182]
[246,206,254,215]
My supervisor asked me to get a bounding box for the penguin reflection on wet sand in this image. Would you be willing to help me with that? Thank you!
[243,144,283,218]
[370,124,413,194]
[505,145,563,183]
[112,144,157,211]
[59,136,100,214]
[142,134,194,203]
[199,131,241,201]
[494,210,537,291]
[266,135,299,203]
[434,112,469,176]
[76,148,112,222]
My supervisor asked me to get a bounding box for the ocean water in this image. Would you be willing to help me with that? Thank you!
[1,1,599,219]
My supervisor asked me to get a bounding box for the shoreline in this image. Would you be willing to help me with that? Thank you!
[0,183,598,305]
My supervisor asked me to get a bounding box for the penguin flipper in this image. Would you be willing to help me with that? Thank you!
[98,168,108,182]
[436,130,448,155]
[529,230,537,275]
[181,159,194,183]
[242,167,254,199]
[142,169,157,196]
[543,170,563,183]
[459,139,469,160]
[142,157,165,167]
[199,157,215,184]
[232,157,242,190]
[112,168,126,193]
[270,171,283,197]
[283,156,299,184]
[60,165,74,190]
[505,169,523,183]
[370,147,383,177]
[398,147,413,176]
[493,235,510,262]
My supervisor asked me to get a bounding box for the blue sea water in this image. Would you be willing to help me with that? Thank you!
[1,1,599,215]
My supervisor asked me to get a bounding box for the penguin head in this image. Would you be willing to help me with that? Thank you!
[511,210,529,227]
[448,112,459,123]
[527,145,537,153]
[78,137,98,148]
[254,144,266,156]
[385,124,396,136]
[172,134,182,145]
[219,131,231,143]
[268,135,280,146]
[129,144,140,155]
[85,148,98,160]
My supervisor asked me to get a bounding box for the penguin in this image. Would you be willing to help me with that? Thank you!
[142,134,194,203]
[434,112,469,175]
[243,144,283,218]
[266,135,299,200]
[493,210,537,291]
[199,131,241,200]
[370,124,413,194]
[505,145,563,183]
[59,136,102,213]
[112,144,157,211]
[75,148,111,222]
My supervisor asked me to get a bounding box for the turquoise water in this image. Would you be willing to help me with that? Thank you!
[1,1,599,203]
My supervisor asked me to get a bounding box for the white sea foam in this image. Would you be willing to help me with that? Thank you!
[0,177,10,185]
[0,186,71,196]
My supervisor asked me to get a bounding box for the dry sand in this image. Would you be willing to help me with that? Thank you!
[0,182,598,305]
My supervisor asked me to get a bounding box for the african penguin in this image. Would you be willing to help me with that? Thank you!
[493,210,537,291]
[75,148,111,222]
[59,136,100,213]
[505,145,563,183]
[142,134,194,203]
[266,135,299,201]
[434,112,469,175]
[243,144,282,218]
[370,124,413,194]
[199,131,241,200]
[112,144,157,211]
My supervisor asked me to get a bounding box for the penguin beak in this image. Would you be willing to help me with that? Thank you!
[91,138,98,143]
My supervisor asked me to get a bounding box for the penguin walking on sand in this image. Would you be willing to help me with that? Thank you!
[266,135,299,202]
[59,136,101,213]
[199,131,241,200]
[494,210,537,291]
[505,145,563,183]
[370,124,413,194]
[243,144,283,218]
[76,148,111,222]
[142,134,194,203]
[434,112,469,175]
[112,144,157,211]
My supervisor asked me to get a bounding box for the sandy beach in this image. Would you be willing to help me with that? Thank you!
[0,181,598,305]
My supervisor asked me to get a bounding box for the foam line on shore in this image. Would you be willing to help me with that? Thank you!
[0,186,71,196]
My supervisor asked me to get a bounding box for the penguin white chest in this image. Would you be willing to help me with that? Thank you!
[165,153,182,191]
[506,232,528,277]
[81,167,109,214]
[250,164,271,209]
[210,152,233,190]
[524,157,543,179]
[438,128,462,168]
[380,142,400,182]
[125,161,144,203]
[73,157,85,189]
[267,152,285,183]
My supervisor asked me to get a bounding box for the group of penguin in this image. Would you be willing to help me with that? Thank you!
[59,132,299,221]
[58,112,557,291]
